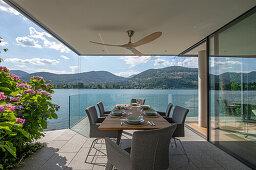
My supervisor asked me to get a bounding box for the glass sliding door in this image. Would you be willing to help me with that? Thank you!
[209,9,256,167]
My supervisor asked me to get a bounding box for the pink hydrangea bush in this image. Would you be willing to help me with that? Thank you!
[0,64,59,164]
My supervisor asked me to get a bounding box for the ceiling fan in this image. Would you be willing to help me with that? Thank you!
[89,30,162,56]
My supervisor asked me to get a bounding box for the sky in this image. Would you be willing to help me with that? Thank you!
[0,1,255,77]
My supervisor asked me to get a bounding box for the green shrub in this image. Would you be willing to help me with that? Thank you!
[0,38,59,169]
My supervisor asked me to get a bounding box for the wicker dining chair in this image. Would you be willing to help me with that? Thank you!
[130,98,145,105]
[137,98,145,105]
[105,124,177,170]
[157,103,173,117]
[97,102,111,117]
[85,106,122,166]
[165,105,189,162]
[130,98,137,104]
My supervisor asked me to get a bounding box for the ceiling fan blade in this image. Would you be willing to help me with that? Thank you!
[129,48,143,56]
[132,32,162,47]
[120,43,133,48]
[89,41,123,47]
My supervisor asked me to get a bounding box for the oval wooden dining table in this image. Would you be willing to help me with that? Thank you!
[98,104,172,130]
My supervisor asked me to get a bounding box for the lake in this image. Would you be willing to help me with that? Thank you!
[48,89,198,130]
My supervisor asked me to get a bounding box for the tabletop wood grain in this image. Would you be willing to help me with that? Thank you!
[98,104,171,130]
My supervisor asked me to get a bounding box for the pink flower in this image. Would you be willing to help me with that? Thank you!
[0,105,5,112]
[32,76,44,81]
[5,73,20,81]
[0,104,15,112]
[16,118,25,125]
[23,89,35,95]
[0,92,7,100]
[5,103,15,112]
[37,89,51,97]
[44,83,51,88]
[10,97,21,101]
[16,83,30,89]
[13,75,20,81]
[1,66,9,72]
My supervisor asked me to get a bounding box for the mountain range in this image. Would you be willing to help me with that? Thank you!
[10,66,256,89]
[126,66,198,89]
[11,70,127,84]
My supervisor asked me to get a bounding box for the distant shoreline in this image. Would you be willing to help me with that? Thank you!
[52,88,256,91]
[52,87,198,90]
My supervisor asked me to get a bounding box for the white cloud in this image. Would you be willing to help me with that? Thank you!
[121,56,153,67]
[209,59,242,75]
[0,41,8,46]
[15,64,26,68]
[36,66,79,74]
[69,66,78,73]
[5,57,59,65]
[175,57,198,68]
[60,55,70,60]
[80,56,88,58]
[153,57,198,68]
[29,27,70,53]
[0,1,20,15]
[154,58,172,67]
[210,60,241,67]
[35,68,72,74]
[16,36,42,48]
[15,27,70,52]
[22,17,29,22]
[121,56,199,69]
[115,71,140,77]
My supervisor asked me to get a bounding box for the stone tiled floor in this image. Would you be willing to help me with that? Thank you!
[15,127,251,170]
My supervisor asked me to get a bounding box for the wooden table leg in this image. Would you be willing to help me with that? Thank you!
[116,130,122,145]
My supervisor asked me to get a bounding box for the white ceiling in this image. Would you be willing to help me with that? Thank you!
[6,0,256,56]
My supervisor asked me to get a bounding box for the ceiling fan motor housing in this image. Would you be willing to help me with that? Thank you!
[127,30,135,37]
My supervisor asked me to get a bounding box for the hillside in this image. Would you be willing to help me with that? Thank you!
[128,66,198,89]
[10,70,29,78]
[133,66,198,80]
[10,66,198,89]
[10,66,256,89]
[11,70,127,84]
[215,71,256,84]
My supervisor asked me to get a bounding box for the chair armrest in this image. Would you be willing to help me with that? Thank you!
[173,123,185,137]
[104,111,111,114]
[164,117,173,123]
[157,111,166,116]
[97,117,105,123]
[105,138,131,170]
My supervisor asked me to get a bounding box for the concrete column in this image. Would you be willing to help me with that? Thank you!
[198,50,207,128]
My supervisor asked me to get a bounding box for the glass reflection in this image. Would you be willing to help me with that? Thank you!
[209,10,256,167]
